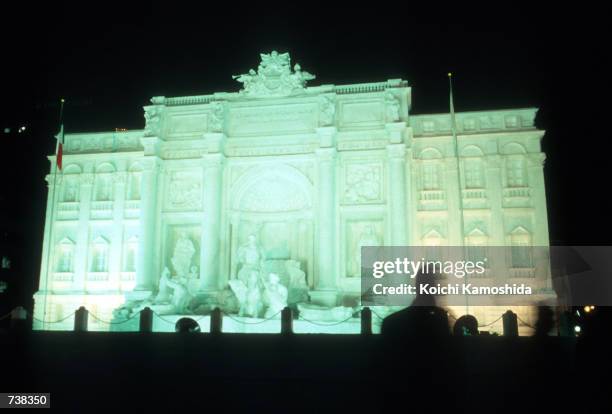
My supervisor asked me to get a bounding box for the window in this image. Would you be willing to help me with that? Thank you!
[56,238,75,272]
[466,230,488,268]
[464,159,484,189]
[128,171,141,200]
[91,237,109,272]
[506,158,526,188]
[95,174,112,201]
[422,163,440,190]
[63,177,78,202]
[510,228,533,268]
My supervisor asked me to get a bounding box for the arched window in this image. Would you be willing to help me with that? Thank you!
[506,157,526,188]
[94,163,115,201]
[464,159,484,189]
[62,176,79,202]
[127,164,142,200]
[95,174,112,201]
[422,163,440,190]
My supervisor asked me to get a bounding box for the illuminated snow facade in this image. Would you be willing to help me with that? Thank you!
[33,52,549,332]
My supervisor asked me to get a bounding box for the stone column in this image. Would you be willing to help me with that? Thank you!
[110,170,127,290]
[445,156,463,245]
[135,158,159,294]
[485,155,506,281]
[74,171,94,292]
[200,153,225,292]
[311,146,337,306]
[528,152,550,289]
[387,143,408,245]
[529,153,549,246]
[38,170,60,292]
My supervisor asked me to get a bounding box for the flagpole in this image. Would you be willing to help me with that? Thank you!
[42,98,65,330]
[448,73,469,315]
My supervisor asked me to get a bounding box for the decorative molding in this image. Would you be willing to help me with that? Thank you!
[319,95,336,126]
[80,173,94,185]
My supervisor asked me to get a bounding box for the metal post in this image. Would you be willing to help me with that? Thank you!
[361,307,372,335]
[502,310,518,337]
[210,307,222,334]
[74,306,88,332]
[139,307,153,333]
[281,307,293,335]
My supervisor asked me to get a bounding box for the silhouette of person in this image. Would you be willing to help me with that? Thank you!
[379,271,457,412]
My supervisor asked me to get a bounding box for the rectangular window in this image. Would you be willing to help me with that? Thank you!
[507,159,526,187]
[423,164,440,190]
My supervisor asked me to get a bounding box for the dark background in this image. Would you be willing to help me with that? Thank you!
[1,5,610,310]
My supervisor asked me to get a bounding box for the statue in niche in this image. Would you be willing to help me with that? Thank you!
[236,234,265,284]
[386,93,400,122]
[171,232,196,278]
[353,225,381,276]
[262,273,288,318]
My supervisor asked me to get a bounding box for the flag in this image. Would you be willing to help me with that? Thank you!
[55,124,64,170]
[448,72,458,142]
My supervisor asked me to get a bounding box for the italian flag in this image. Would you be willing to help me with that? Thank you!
[55,124,64,170]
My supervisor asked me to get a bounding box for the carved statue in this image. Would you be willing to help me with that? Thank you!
[236,234,265,284]
[154,267,172,304]
[320,95,335,126]
[171,232,196,278]
[285,259,307,289]
[262,273,288,318]
[162,272,193,314]
[144,106,161,137]
[386,93,400,122]
[233,51,316,97]
[209,102,224,132]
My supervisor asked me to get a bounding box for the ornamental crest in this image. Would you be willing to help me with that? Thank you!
[233,51,315,97]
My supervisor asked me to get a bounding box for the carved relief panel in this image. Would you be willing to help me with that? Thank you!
[342,162,384,205]
[165,170,203,211]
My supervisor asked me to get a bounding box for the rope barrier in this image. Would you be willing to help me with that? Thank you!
[152,312,182,325]
[478,315,503,328]
[32,312,77,325]
[298,314,356,326]
[371,310,387,320]
[516,315,536,329]
[89,311,141,325]
[222,310,283,325]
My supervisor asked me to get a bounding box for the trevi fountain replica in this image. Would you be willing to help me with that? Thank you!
[33,51,551,333]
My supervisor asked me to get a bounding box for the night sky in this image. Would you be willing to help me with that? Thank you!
[1,6,610,305]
